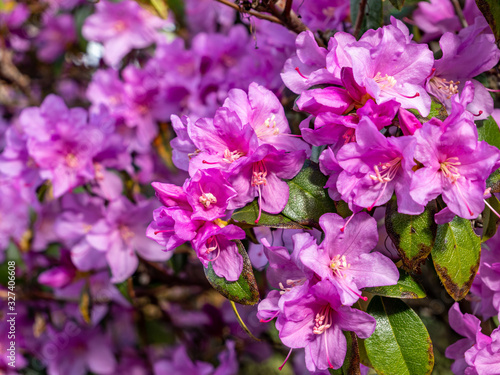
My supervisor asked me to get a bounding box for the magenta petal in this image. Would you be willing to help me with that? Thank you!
[211,238,243,282]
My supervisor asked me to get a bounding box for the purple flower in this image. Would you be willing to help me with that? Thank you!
[41,325,117,375]
[98,196,171,283]
[470,232,500,320]
[187,108,259,176]
[170,115,197,171]
[192,222,246,281]
[227,144,305,222]
[223,82,310,155]
[19,95,107,198]
[281,30,339,94]
[292,0,350,32]
[277,280,376,372]
[446,303,499,375]
[36,12,76,62]
[184,168,237,222]
[427,18,500,119]
[82,0,167,66]
[344,18,434,116]
[336,118,423,214]
[153,345,213,375]
[410,114,499,219]
[413,0,461,42]
[299,212,399,305]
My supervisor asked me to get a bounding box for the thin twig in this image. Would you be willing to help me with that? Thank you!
[283,0,293,23]
[353,0,368,39]
[268,1,309,36]
[451,0,468,28]
[214,0,284,25]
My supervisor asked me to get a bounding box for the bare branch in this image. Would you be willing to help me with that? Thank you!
[353,0,368,39]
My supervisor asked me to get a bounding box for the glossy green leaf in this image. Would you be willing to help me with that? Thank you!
[431,217,481,301]
[385,199,437,272]
[476,0,500,44]
[281,161,336,227]
[482,195,500,242]
[231,199,305,229]
[364,296,434,375]
[408,99,447,121]
[364,269,426,299]
[330,331,361,375]
[204,240,259,305]
[487,168,500,193]
[350,0,383,36]
[388,0,405,10]
[477,116,500,149]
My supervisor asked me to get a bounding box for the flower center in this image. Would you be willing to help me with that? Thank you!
[369,157,402,183]
[222,149,244,163]
[343,128,356,145]
[329,254,350,277]
[256,114,280,139]
[428,76,459,101]
[252,161,268,187]
[65,153,78,168]
[279,278,306,295]
[252,161,268,224]
[113,20,127,32]
[313,305,332,335]
[440,157,461,183]
[367,156,402,210]
[374,72,397,90]
[199,192,217,208]
[205,236,221,261]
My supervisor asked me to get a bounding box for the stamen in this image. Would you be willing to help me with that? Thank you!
[472,110,483,117]
[374,72,397,90]
[295,67,308,79]
[223,149,244,163]
[255,185,263,224]
[428,76,459,101]
[486,88,500,93]
[426,67,436,80]
[206,236,222,261]
[400,92,420,99]
[279,348,293,371]
[483,199,500,219]
[202,160,219,165]
[340,213,355,232]
[368,157,402,210]
[252,161,268,224]
[259,311,279,323]
[153,229,174,235]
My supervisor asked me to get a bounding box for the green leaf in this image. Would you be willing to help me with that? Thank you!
[115,279,133,304]
[408,98,447,121]
[231,199,305,229]
[364,269,426,299]
[281,161,336,227]
[350,0,383,36]
[482,195,500,242]
[487,168,500,193]
[477,116,500,149]
[475,0,500,44]
[364,296,434,375]
[204,240,259,305]
[431,217,481,301]
[385,199,437,272]
[388,0,405,11]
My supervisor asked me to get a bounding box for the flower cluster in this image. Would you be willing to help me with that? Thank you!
[285,17,500,221]
[0,0,500,374]
[147,83,309,280]
[257,212,398,372]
